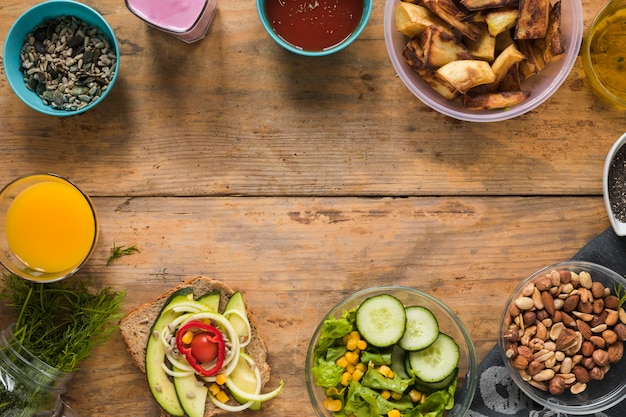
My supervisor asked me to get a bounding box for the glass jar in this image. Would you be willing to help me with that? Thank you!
[0,324,78,417]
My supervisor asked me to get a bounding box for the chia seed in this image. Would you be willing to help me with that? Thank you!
[608,144,626,222]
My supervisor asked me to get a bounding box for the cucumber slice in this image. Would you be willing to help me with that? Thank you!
[414,367,458,393]
[407,333,459,383]
[390,345,410,379]
[397,306,439,351]
[355,294,406,348]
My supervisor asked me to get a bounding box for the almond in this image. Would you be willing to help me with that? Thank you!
[563,294,579,313]
[591,281,605,299]
[541,291,555,315]
[555,328,578,351]
[572,365,591,383]
[577,319,592,340]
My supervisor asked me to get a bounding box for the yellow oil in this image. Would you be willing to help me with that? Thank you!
[587,9,626,102]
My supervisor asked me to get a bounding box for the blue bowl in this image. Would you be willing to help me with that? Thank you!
[256,0,372,56]
[3,0,119,116]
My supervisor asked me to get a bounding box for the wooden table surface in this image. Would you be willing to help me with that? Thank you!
[0,0,623,415]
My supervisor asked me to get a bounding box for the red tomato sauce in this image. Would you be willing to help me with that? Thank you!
[265,0,364,51]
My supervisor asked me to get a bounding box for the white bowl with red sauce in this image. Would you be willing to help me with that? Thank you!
[257,0,372,56]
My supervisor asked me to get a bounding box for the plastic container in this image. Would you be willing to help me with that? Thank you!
[499,261,626,414]
[0,324,78,417]
[257,0,372,56]
[383,0,583,122]
[3,0,119,116]
[306,286,477,417]
[581,0,626,108]
[126,0,218,43]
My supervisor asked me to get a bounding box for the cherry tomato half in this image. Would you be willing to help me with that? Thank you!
[190,333,219,363]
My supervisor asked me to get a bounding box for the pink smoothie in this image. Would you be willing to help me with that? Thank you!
[126,0,208,32]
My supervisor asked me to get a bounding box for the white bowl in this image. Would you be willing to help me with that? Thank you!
[603,132,626,236]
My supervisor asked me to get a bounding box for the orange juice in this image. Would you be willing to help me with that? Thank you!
[5,180,96,274]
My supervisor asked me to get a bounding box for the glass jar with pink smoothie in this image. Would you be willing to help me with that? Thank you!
[126,0,217,43]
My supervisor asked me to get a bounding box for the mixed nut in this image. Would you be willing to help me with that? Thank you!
[19,15,117,112]
[503,267,626,395]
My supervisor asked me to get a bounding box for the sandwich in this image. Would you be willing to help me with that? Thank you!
[120,276,282,417]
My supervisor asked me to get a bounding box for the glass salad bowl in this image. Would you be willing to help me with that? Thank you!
[305,286,478,417]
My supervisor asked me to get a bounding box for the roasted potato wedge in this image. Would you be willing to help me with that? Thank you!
[515,0,550,39]
[490,43,526,90]
[517,39,546,79]
[422,25,474,68]
[403,39,460,99]
[422,0,482,40]
[395,2,452,38]
[460,0,518,11]
[542,1,564,62]
[463,90,531,109]
[486,7,519,37]
[436,60,496,93]
[498,64,523,91]
[464,24,496,61]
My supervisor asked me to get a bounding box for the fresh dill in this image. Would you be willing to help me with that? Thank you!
[0,273,125,372]
[107,244,140,266]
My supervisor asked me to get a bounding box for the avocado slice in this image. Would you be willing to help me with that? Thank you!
[228,352,262,410]
[173,365,209,417]
[145,287,193,416]
[197,290,221,312]
[224,291,249,340]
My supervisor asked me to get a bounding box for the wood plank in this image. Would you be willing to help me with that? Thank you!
[0,0,621,197]
[0,196,608,416]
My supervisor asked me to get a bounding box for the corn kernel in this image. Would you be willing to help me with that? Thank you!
[355,363,367,372]
[346,363,355,374]
[409,389,422,403]
[391,391,403,401]
[326,387,340,396]
[181,330,194,345]
[387,409,401,417]
[379,365,394,379]
[350,330,360,340]
[215,374,228,385]
[216,390,230,403]
[345,351,359,364]
[351,368,365,381]
[420,394,427,404]
[341,372,351,386]
[324,398,343,412]
[336,356,349,368]
[342,334,351,345]
[346,338,358,351]
[381,390,391,400]
[356,340,368,350]
[208,383,221,396]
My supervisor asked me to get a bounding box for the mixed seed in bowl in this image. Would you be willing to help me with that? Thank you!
[19,15,117,112]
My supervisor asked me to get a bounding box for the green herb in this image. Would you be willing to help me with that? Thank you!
[107,244,140,266]
[0,273,125,372]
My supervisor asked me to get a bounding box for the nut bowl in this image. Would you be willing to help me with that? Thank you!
[499,261,626,414]
[3,0,119,116]
[306,286,477,417]
[383,0,583,122]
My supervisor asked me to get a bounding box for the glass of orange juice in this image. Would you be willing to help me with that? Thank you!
[0,173,99,282]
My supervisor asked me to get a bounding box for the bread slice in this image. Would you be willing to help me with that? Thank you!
[119,276,271,417]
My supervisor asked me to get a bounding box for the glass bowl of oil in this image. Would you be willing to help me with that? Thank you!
[582,0,626,108]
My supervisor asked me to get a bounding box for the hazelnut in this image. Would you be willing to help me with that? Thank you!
[548,375,565,395]
[604,295,620,310]
[589,366,605,381]
[603,329,618,345]
[608,342,624,363]
[614,323,626,341]
[592,349,610,367]
[527,360,545,376]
